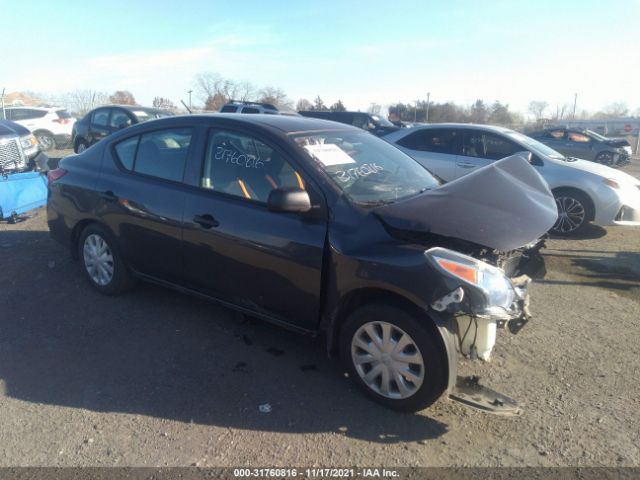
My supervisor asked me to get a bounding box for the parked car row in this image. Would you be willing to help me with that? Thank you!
[42,104,640,413]
[383,124,640,235]
[0,106,75,151]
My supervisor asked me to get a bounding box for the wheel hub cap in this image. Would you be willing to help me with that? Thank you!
[83,234,114,286]
[351,321,425,399]
[553,196,585,233]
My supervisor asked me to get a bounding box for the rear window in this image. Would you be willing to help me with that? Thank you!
[220,105,238,113]
[113,128,193,182]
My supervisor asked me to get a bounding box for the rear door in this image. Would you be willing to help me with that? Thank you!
[456,130,522,178]
[181,126,327,330]
[88,108,112,145]
[96,126,197,283]
[395,128,460,181]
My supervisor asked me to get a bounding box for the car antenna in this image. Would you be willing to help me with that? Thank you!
[180,100,192,114]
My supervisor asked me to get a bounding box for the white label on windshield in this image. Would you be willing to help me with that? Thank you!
[304,144,355,166]
[133,111,149,117]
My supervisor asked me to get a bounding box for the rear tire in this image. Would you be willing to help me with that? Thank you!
[339,304,448,412]
[78,224,134,295]
[551,189,593,236]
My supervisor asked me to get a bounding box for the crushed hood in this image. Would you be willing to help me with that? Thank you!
[374,154,558,251]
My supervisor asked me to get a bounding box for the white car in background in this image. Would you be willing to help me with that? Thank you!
[383,124,640,235]
[2,106,75,151]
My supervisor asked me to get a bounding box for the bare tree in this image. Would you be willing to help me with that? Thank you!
[109,90,136,105]
[296,98,313,111]
[65,89,109,116]
[528,100,549,120]
[152,97,177,111]
[330,100,347,112]
[258,86,293,110]
[368,103,381,115]
[603,102,629,118]
[312,96,327,111]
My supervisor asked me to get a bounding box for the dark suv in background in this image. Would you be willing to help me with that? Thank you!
[72,105,173,153]
[298,111,399,137]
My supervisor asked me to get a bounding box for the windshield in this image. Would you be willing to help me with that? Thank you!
[506,131,565,159]
[370,115,394,127]
[291,131,440,205]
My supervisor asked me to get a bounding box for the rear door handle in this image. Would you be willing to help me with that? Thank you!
[456,162,476,168]
[100,191,117,202]
[193,214,219,229]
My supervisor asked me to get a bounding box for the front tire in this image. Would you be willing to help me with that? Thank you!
[340,304,447,412]
[78,224,134,295]
[551,189,593,236]
[595,151,615,166]
[75,139,89,154]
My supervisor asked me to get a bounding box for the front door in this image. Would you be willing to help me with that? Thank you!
[182,127,327,330]
[456,130,522,179]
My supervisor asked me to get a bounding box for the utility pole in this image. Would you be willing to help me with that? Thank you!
[572,93,577,119]
[414,100,418,122]
[425,92,431,123]
[187,90,193,112]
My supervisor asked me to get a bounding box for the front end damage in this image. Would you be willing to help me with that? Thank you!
[427,246,538,415]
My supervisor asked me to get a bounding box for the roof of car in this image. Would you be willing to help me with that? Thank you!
[177,113,362,134]
[96,105,170,114]
[398,123,515,134]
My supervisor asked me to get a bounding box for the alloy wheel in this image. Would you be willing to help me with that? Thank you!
[83,234,114,286]
[37,134,54,151]
[351,321,424,399]
[553,196,586,233]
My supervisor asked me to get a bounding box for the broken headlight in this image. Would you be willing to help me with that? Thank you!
[426,247,515,313]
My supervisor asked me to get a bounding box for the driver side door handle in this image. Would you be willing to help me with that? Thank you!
[193,214,219,229]
[456,162,477,169]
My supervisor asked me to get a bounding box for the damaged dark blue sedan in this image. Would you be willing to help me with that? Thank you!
[47,115,557,412]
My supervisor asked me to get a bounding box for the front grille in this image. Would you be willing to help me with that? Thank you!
[0,138,26,173]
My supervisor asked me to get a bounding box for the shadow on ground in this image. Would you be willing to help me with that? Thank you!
[0,229,447,443]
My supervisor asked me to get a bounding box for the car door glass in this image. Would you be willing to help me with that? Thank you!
[546,130,565,139]
[91,109,110,127]
[241,107,259,114]
[115,128,192,181]
[397,129,458,154]
[110,110,132,129]
[465,132,519,160]
[203,129,305,202]
[567,132,590,143]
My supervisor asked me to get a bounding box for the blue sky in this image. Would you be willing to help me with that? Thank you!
[1,0,639,115]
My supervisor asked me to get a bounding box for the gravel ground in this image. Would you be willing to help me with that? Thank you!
[0,155,638,467]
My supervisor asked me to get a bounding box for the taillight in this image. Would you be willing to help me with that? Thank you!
[53,118,69,124]
[48,168,67,186]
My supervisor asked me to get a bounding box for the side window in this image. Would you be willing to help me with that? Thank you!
[397,129,458,154]
[113,128,192,181]
[202,129,305,202]
[9,109,28,121]
[544,130,565,139]
[220,105,238,113]
[241,107,259,114]
[28,109,47,119]
[109,110,132,129]
[91,109,110,127]
[464,132,519,160]
[567,132,590,143]
[114,136,139,170]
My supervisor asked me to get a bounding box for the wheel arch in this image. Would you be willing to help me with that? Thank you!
[552,186,596,222]
[325,287,459,393]
[69,219,114,260]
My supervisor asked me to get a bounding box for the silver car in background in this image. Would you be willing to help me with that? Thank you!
[383,124,640,235]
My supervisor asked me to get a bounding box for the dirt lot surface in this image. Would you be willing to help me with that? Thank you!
[0,154,639,467]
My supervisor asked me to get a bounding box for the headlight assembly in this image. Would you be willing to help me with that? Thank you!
[20,134,38,150]
[426,247,516,313]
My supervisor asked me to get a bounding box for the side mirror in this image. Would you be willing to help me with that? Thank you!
[267,187,311,213]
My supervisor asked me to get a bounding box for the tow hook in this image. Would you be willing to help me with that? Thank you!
[449,375,521,416]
